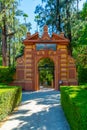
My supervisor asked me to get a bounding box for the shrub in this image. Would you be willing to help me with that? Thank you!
[0,57,2,66]
[60,85,87,130]
[78,67,87,84]
[0,85,22,121]
[0,66,15,84]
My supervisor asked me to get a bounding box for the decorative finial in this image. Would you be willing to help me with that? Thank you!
[44,25,48,32]
[60,32,64,37]
[26,32,31,38]
[41,25,50,40]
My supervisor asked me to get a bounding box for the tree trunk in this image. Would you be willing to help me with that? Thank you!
[12,39,15,66]
[77,0,79,18]
[2,19,7,66]
[56,0,62,32]
[66,0,72,55]
[7,37,11,66]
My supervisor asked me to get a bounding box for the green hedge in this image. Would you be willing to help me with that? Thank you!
[0,85,22,121]
[0,66,15,84]
[78,67,87,84]
[60,85,87,130]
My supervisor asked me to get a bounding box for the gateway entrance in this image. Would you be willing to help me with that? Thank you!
[13,25,78,91]
[38,58,54,90]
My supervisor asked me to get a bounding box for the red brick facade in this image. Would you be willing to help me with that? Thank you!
[12,25,78,91]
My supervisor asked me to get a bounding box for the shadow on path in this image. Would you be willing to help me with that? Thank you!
[0,89,70,130]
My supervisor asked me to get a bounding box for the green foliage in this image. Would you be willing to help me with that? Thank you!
[0,66,15,84]
[81,3,87,20]
[38,58,54,86]
[35,0,62,33]
[15,45,24,59]
[23,13,28,18]
[71,2,87,46]
[0,0,32,66]
[35,0,81,35]
[78,67,87,84]
[0,85,22,121]
[71,20,87,46]
[60,85,87,130]
[73,46,87,84]
[78,23,87,45]
[73,46,87,68]
[0,57,2,65]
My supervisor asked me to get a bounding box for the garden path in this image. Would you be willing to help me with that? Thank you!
[0,89,70,130]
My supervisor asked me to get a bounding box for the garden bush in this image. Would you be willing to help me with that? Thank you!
[0,66,15,84]
[78,67,87,84]
[0,85,22,121]
[60,85,87,130]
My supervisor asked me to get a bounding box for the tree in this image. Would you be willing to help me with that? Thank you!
[0,0,32,66]
[35,0,87,84]
[72,2,87,84]
[34,0,82,54]
[0,0,18,66]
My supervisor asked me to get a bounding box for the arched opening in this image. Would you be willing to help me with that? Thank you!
[38,58,55,90]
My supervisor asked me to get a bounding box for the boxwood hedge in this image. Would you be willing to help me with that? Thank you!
[0,66,15,84]
[60,85,87,130]
[0,85,22,121]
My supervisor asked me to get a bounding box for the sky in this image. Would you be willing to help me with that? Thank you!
[18,0,86,34]
[18,0,42,34]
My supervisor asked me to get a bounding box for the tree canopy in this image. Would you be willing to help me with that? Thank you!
[0,0,31,66]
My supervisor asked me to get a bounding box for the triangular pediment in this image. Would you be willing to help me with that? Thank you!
[41,33,50,40]
[52,33,67,41]
[23,25,69,45]
[25,32,39,40]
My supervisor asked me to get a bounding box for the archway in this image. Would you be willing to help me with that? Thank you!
[13,25,78,91]
[38,58,55,90]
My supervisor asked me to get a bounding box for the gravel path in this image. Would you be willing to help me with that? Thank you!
[0,89,70,130]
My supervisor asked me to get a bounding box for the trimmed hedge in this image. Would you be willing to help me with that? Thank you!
[0,66,15,84]
[60,85,87,130]
[0,85,22,121]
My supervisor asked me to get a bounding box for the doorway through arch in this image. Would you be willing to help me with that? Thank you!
[38,58,55,90]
